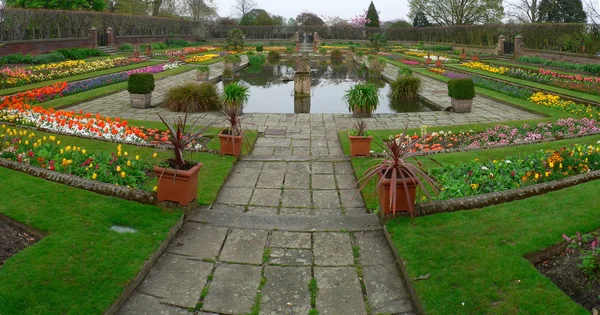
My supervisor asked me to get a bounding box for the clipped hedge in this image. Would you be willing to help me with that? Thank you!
[448,78,475,100]
[127,73,155,94]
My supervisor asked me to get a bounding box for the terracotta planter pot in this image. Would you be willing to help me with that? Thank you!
[377,171,417,217]
[351,105,372,118]
[435,59,442,67]
[179,55,186,61]
[196,72,209,81]
[472,55,479,61]
[169,57,176,62]
[348,133,372,157]
[219,132,243,157]
[460,53,466,60]
[451,98,473,113]
[153,162,203,206]
[425,58,432,65]
[133,50,140,58]
[145,48,152,56]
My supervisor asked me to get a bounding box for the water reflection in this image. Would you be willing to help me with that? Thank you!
[215,61,437,114]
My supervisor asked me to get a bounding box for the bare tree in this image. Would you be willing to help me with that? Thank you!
[584,0,600,23]
[505,0,539,22]
[231,0,256,18]
[409,0,504,25]
[185,0,217,20]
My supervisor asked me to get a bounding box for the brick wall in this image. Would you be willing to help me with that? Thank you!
[1,38,94,56]
[114,35,199,47]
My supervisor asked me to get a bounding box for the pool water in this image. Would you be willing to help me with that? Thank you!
[216,60,437,114]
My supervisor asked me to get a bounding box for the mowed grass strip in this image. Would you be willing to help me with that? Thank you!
[0,167,182,314]
[387,178,600,314]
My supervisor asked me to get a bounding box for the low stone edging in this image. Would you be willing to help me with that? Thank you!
[383,225,426,315]
[0,158,156,204]
[104,214,184,315]
[416,170,600,216]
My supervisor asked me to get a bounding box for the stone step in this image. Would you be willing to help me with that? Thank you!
[189,208,383,232]
[97,46,119,55]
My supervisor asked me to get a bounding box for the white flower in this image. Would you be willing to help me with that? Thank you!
[481,166,489,171]
[505,160,512,164]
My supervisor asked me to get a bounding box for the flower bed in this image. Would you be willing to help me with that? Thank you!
[153,46,219,58]
[0,104,173,144]
[394,118,600,153]
[0,128,156,190]
[461,62,600,96]
[1,58,147,88]
[1,63,178,105]
[263,46,288,51]
[404,49,459,63]
[428,67,600,119]
[430,144,600,200]
[185,52,232,63]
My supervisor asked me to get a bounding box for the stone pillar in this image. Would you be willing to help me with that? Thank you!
[514,35,523,59]
[294,73,311,97]
[346,51,355,62]
[295,57,310,73]
[294,32,300,44]
[294,96,311,114]
[89,27,98,48]
[106,27,115,47]
[497,35,505,56]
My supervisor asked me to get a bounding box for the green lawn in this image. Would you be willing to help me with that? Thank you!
[2,60,164,95]
[447,64,600,103]
[387,179,600,314]
[346,134,600,210]
[0,167,182,314]
[8,125,258,204]
[39,65,196,109]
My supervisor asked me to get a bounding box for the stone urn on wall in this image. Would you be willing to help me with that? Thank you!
[447,78,475,113]
[127,73,155,108]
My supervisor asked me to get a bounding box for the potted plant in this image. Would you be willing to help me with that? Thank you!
[447,78,475,113]
[179,54,186,62]
[145,46,152,56]
[459,48,466,61]
[128,73,155,108]
[219,105,246,157]
[472,53,479,61]
[153,113,210,207]
[348,120,373,157]
[344,83,379,118]
[221,82,249,108]
[232,54,242,68]
[425,53,432,65]
[196,65,210,81]
[435,57,442,67]
[357,125,439,219]
[224,55,236,71]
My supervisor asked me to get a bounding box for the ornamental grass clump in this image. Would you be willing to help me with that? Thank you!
[221,82,250,108]
[267,50,281,62]
[390,76,421,100]
[157,113,211,170]
[164,82,220,113]
[331,49,344,59]
[344,83,380,117]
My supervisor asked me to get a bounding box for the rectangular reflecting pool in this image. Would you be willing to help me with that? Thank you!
[216,60,439,114]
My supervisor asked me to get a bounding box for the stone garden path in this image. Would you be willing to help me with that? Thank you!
[119,127,417,315]
[98,57,542,314]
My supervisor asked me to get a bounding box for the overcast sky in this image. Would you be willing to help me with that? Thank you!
[215,0,412,22]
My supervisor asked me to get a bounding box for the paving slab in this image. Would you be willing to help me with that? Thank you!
[285,161,311,174]
[339,189,366,208]
[137,254,212,308]
[260,162,287,173]
[250,188,282,207]
[269,248,313,265]
[312,174,337,190]
[283,173,310,189]
[312,162,334,174]
[270,231,312,249]
[313,232,354,266]
[118,292,192,315]
[336,174,358,189]
[363,264,413,314]
[166,223,228,260]
[312,190,341,209]
[256,173,285,189]
[216,187,253,206]
[224,172,259,188]
[219,229,268,264]
[202,264,262,314]
[261,266,311,315]
[355,231,397,266]
[280,187,311,207]
[315,267,367,315]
